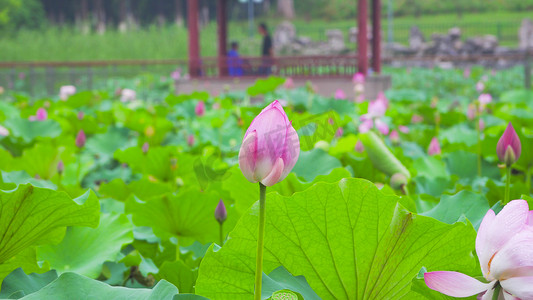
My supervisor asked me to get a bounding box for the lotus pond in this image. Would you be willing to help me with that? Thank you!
[0,66,532,299]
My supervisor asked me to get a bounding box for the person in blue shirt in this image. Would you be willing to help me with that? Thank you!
[227,42,244,76]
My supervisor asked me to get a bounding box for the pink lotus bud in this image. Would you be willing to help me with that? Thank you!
[358,119,373,133]
[467,104,476,120]
[0,125,9,136]
[36,108,47,121]
[497,122,521,167]
[476,81,484,93]
[376,92,389,108]
[335,127,343,138]
[238,100,300,187]
[187,134,195,146]
[398,125,409,134]
[57,160,64,175]
[411,115,424,124]
[375,119,390,135]
[355,140,365,153]
[478,93,492,105]
[78,111,84,120]
[389,130,400,144]
[142,142,149,154]
[479,119,485,131]
[463,68,471,78]
[428,137,441,156]
[284,77,294,89]
[195,101,205,116]
[214,199,227,224]
[334,89,346,100]
[352,72,365,84]
[120,88,136,102]
[59,85,76,101]
[76,130,86,148]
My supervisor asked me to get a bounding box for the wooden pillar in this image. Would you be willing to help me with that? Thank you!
[372,0,381,73]
[357,0,368,74]
[188,0,200,77]
[217,0,227,76]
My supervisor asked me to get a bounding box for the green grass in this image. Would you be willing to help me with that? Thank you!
[0,10,531,62]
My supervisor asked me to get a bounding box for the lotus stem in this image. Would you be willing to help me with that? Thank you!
[254,183,267,300]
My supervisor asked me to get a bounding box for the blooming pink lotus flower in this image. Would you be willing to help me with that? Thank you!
[214,199,227,224]
[375,119,389,135]
[367,99,387,118]
[497,122,521,167]
[238,100,300,187]
[171,70,181,81]
[59,85,76,101]
[120,88,136,102]
[352,72,365,84]
[195,101,205,117]
[187,134,195,147]
[36,108,47,121]
[389,130,400,144]
[0,125,9,137]
[399,125,410,134]
[76,130,86,148]
[428,137,441,156]
[358,119,373,133]
[425,200,533,299]
[411,115,424,124]
[284,77,294,89]
[355,140,365,153]
[479,93,492,105]
[334,89,346,100]
[476,81,485,93]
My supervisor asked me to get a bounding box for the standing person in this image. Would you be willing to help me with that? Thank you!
[258,23,273,75]
[227,42,244,76]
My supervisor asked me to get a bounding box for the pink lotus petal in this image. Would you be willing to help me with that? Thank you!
[500,277,533,299]
[375,119,389,135]
[355,140,364,152]
[261,157,284,187]
[358,119,373,133]
[398,125,409,134]
[496,122,521,165]
[424,271,490,297]
[489,229,533,280]
[428,137,441,156]
[476,200,529,280]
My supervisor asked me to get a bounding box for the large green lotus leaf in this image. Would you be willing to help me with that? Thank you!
[155,260,197,294]
[293,112,339,152]
[85,127,134,160]
[1,171,57,190]
[0,148,14,171]
[4,119,61,143]
[222,165,351,214]
[444,150,500,183]
[420,190,490,229]
[412,156,448,179]
[292,148,342,181]
[99,177,173,201]
[413,176,452,198]
[0,185,100,265]
[359,131,411,179]
[125,188,237,245]
[37,213,133,278]
[115,146,178,181]
[0,269,57,299]
[17,272,178,300]
[0,248,50,291]
[247,76,285,96]
[13,143,74,180]
[195,178,478,299]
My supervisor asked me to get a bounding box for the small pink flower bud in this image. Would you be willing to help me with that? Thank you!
[284,77,294,89]
[467,104,476,120]
[36,108,47,121]
[187,135,195,146]
[355,140,365,153]
[238,100,300,187]
[195,101,205,116]
[78,111,84,120]
[335,127,343,138]
[411,115,424,124]
[76,130,86,148]
[496,122,521,167]
[375,119,389,135]
[476,81,485,92]
[352,72,365,84]
[398,125,409,134]
[57,160,64,175]
[478,93,492,105]
[214,199,227,224]
[479,119,485,131]
[142,142,149,154]
[389,130,400,144]
[428,137,441,156]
